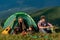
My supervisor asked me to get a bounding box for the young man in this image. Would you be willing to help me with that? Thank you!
[38,16,53,33]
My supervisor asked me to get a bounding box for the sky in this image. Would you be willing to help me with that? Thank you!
[0,0,60,11]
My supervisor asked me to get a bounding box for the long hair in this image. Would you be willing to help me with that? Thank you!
[18,17,26,31]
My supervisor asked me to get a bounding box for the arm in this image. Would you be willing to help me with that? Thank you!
[48,23,53,28]
[38,26,49,29]
[48,23,54,32]
[38,21,49,29]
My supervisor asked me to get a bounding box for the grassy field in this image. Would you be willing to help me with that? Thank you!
[0,7,60,40]
[0,26,60,40]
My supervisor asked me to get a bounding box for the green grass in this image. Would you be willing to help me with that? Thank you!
[0,7,60,40]
[0,26,60,40]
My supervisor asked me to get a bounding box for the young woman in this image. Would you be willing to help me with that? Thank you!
[14,17,27,34]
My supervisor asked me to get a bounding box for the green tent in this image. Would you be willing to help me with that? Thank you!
[2,12,38,34]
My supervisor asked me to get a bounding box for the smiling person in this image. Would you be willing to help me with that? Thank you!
[38,16,54,33]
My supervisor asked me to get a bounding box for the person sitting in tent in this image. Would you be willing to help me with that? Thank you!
[21,25,35,36]
[13,17,27,34]
[27,25,35,34]
[38,16,54,33]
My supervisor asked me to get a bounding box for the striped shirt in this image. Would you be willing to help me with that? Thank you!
[38,20,52,28]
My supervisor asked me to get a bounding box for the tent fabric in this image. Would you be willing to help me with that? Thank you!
[3,12,38,33]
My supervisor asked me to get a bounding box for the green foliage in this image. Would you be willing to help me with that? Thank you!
[30,7,60,26]
[0,27,60,40]
[0,7,60,40]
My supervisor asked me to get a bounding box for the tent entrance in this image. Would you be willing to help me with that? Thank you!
[2,12,38,35]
